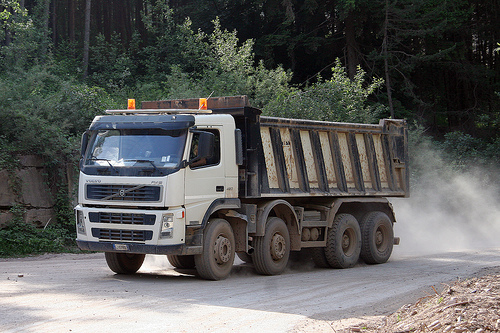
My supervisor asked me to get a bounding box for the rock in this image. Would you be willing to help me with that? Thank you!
[0,170,17,206]
[24,209,56,227]
[0,210,14,228]
[18,168,54,207]
[18,155,44,167]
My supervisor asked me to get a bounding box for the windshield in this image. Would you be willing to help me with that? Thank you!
[84,128,187,171]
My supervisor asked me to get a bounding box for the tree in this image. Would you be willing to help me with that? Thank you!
[1,0,26,45]
[263,59,386,124]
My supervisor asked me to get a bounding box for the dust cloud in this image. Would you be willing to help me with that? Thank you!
[141,255,174,273]
[391,150,500,256]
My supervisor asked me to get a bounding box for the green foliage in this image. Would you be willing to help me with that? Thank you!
[0,0,26,30]
[0,206,75,257]
[147,17,292,107]
[263,60,386,123]
[0,63,112,243]
[209,18,254,73]
[0,66,111,166]
[440,132,500,173]
[88,33,137,91]
[0,1,51,70]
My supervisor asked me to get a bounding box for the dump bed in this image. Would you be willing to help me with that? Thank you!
[141,96,409,199]
[254,116,409,198]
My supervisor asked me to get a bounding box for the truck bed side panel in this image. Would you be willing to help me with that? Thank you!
[253,117,409,198]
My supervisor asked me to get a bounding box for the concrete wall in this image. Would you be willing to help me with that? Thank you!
[0,155,57,228]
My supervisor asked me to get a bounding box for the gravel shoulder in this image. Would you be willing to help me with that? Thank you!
[339,267,500,333]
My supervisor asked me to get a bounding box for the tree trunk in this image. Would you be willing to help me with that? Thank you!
[52,0,57,45]
[68,0,75,43]
[41,0,50,58]
[82,0,92,78]
[135,0,146,44]
[383,0,394,118]
[344,11,359,80]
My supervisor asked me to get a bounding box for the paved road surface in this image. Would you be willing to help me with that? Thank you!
[2,249,500,333]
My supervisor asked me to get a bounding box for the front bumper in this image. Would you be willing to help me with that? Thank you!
[76,240,202,255]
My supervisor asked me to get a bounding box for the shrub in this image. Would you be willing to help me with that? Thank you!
[263,60,386,123]
[0,206,75,257]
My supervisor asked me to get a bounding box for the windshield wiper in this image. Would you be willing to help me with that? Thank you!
[88,157,118,174]
[124,159,162,174]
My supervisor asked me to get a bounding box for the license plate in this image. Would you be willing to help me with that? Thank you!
[113,244,129,251]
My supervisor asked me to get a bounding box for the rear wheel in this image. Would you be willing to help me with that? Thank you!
[360,211,394,264]
[253,217,290,275]
[311,248,330,268]
[105,252,145,274]
[167,255,196,269]
[324,214,361,268]
[194,218,235,280]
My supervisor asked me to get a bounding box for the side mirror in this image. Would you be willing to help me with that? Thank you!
[196,131,215,159]
[79,131,89,169]
[81,131,89,158]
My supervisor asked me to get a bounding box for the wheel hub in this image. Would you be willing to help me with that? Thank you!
[342,233,351,250]
[375,230,384,246]
[214,235,231,264]
[271,233,286,261]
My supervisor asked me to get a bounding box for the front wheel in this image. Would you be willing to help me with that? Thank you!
[324,214,361,269]
[253,217,290,275]
[105,252,145,274]
[194,218,235,280]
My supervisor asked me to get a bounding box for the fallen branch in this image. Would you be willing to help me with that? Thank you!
[441,301,470,311]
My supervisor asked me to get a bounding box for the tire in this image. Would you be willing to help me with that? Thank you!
[194,218,235,280]
[360,211,394,264]
[253,217,290,275]
[324,214,361,269]
[311,247,330,268]
[236,252,253,263]
[167,255,196,269]
[105,252,145,274]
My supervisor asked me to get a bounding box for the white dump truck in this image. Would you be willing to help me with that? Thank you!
[75,96,409,280]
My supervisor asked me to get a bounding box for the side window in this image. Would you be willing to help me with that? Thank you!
[189,129,220,168]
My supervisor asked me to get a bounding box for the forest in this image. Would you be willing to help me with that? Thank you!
[0,0,499,254]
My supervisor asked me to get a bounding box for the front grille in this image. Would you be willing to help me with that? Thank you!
[88,212,156,225]
[86,184,161,202]
[91,228,153,242]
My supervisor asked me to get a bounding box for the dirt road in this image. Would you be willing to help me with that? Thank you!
[1,249,500,333]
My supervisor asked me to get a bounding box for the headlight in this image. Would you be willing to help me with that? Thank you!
[161,213,174,238]
[76,210,86,235]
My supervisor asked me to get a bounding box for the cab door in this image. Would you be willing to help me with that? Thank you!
[184,127,225,225]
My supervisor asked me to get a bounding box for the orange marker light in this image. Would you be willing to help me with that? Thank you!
[199,98,208,110]
[128,99,136,110]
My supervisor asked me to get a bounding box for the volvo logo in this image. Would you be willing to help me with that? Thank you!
[119,189,126,197]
